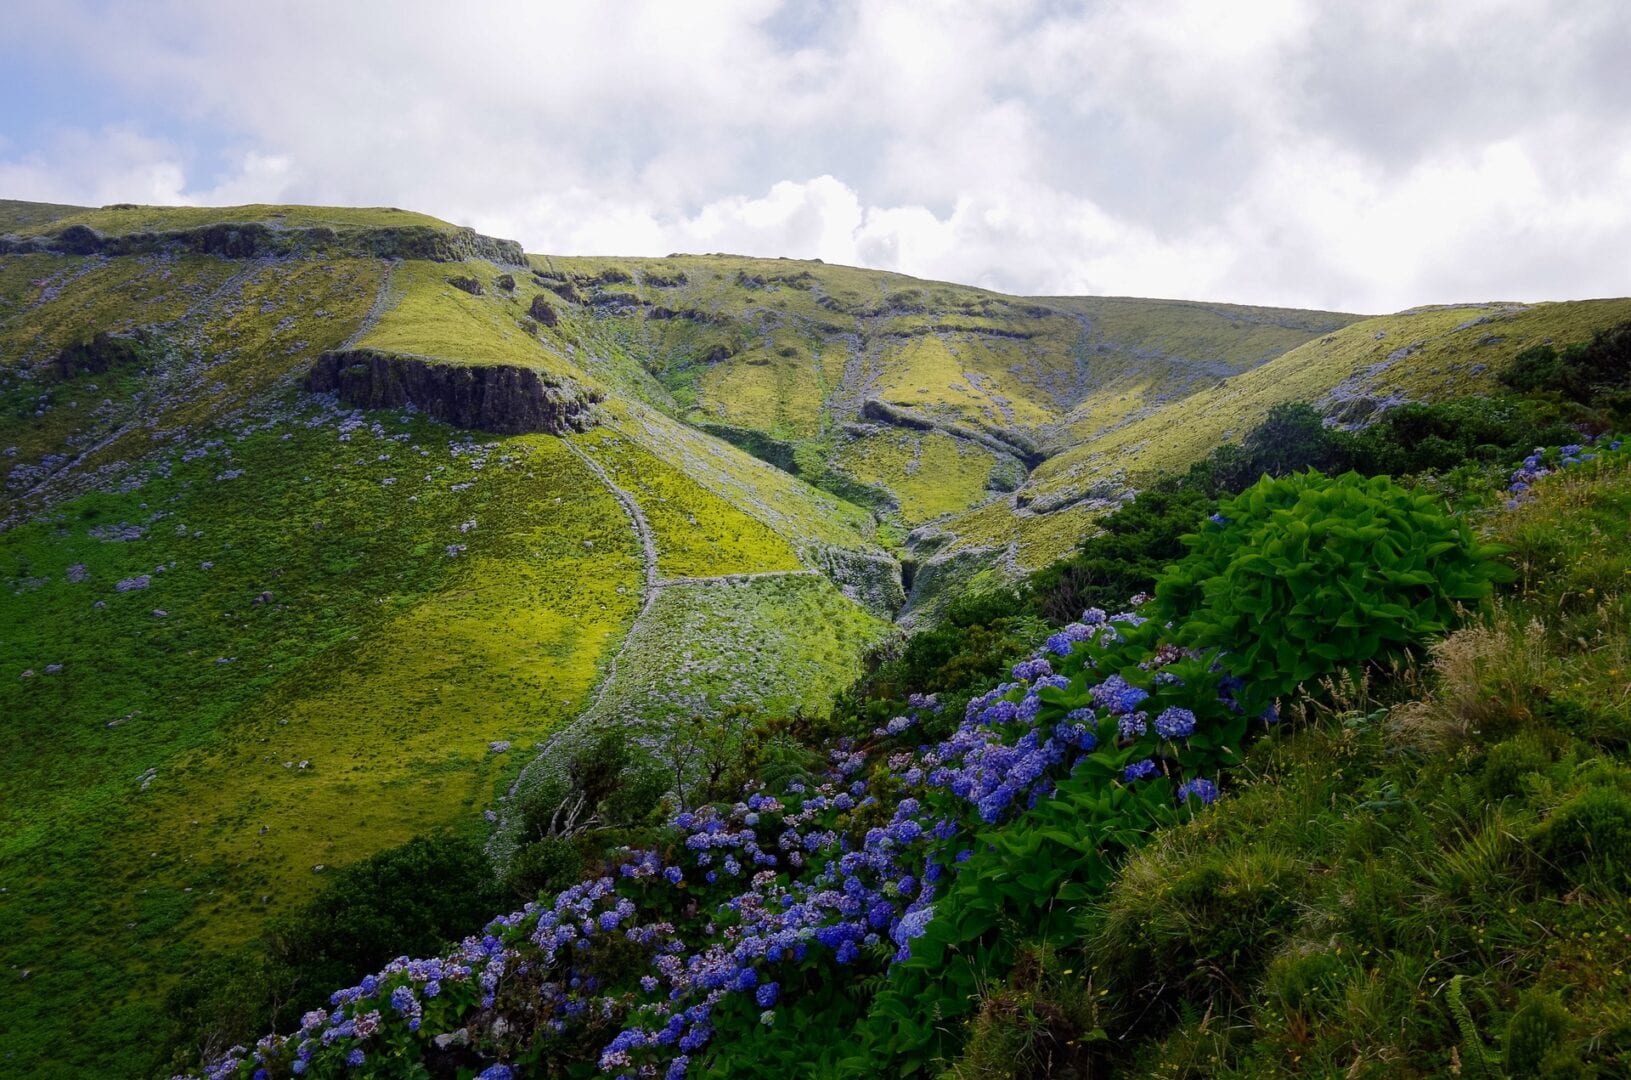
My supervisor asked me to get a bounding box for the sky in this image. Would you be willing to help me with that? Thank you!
[2,0,1627,313]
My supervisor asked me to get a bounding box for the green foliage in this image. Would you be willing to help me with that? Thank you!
[1501,320,1631,411]
[1156,471,1500,710]
[505,836,589,903]
[1025,484,1212,622]
[1342,395,1582,477]
[1533,783,1631,890]
[267,834,502,1017]
[1446,975,1500,1079]
[1092,850,1306,1016]
[1504,991,1577,1077]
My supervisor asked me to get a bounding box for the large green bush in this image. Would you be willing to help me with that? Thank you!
[1155,471,1501,712]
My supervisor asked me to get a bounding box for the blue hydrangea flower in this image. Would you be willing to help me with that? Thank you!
[1124,758,1158,782]
[1177,777,1220,805]
[1154,707,1196,740]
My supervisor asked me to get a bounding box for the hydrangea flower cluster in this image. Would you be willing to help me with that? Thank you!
[192,605,1248,1080]
[1505,435,1624,509]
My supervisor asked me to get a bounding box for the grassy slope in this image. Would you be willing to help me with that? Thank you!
[0,407,642,1076]
[355,259,593,385]
[0,199,88,232]
[0,240,896,1077]
[943,298,1631,576]
[0,250,387,518]
[9,202,458,237]
[517,255,1360,591]
[950,454,1631,1079]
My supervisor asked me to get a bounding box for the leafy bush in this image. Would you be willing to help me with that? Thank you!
[1025,484,1213,623]
[1092,849,1306,1014]
[1533,783,1631,890]
[1343,397,1579,477]
[1501,321,1631,408]
[1503,991,1578,1077]
[266,833,503,1019]
[1155,471,1501,712]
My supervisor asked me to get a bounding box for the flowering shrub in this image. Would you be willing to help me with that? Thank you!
[1155,470,1502,714]
[1504,435,1623,509]
[191,468,1521,1079]
[188,599,1259,1080]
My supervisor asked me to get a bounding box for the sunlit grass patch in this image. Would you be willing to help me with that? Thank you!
[834,428,996,525]
[355,259,588,382]
[0,410,638,1078]
[12,203,460,237]
[577,427,804,578]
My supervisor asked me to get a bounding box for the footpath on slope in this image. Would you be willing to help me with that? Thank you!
[485,437,823,868]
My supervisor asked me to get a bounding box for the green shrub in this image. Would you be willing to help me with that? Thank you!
[1534,784,1631,890]
[1025,483,1213,622]
[1482,733,1555,801]
[505,834,587,901]
[1091,849,1306,1013]
[1503,991,1577,1077]
[1155,471,1501,712]
[1500,320,1631,417]
[266,833,502,1016]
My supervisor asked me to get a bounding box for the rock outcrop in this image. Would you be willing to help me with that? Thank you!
[306,350,601,435]
[2,223,528,265]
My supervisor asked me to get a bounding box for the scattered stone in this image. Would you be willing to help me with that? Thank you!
[446,275,483,296]
[152,609,168,618]
[19,669,34,679]
[44,664,62,675]
[489,740,512,754]
[529,294,558,327]
[66,564,88,583]
[253,591,274,604]
[115,575,150,592]
[495,273,515,291]
[313,864,326,873]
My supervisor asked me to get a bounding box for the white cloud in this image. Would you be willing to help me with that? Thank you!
[2,0,1628,312]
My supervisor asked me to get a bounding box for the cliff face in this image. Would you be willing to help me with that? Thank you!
[1,223,527,265]
[306,350,602,435]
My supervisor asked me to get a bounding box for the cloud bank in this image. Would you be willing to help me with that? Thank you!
[2,0,1627,312]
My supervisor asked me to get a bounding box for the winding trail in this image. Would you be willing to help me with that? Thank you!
[652,568,820,590]
[338,259,398,351]
[488,438,830,861]
[489,438,660,841]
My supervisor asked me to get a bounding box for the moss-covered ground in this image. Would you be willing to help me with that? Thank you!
[833,428,997,525]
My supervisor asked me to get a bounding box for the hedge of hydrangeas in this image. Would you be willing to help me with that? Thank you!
[186,449,1548,1080]
[187,601,1266,1080]
[1505,435,1623,508]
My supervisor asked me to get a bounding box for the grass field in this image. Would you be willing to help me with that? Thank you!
[9,203,459,237]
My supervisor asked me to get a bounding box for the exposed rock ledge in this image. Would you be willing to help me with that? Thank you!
[306,350,602,435]
[1,223,527,265]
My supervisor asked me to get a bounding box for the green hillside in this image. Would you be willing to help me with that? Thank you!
[2,199,1629,1077]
